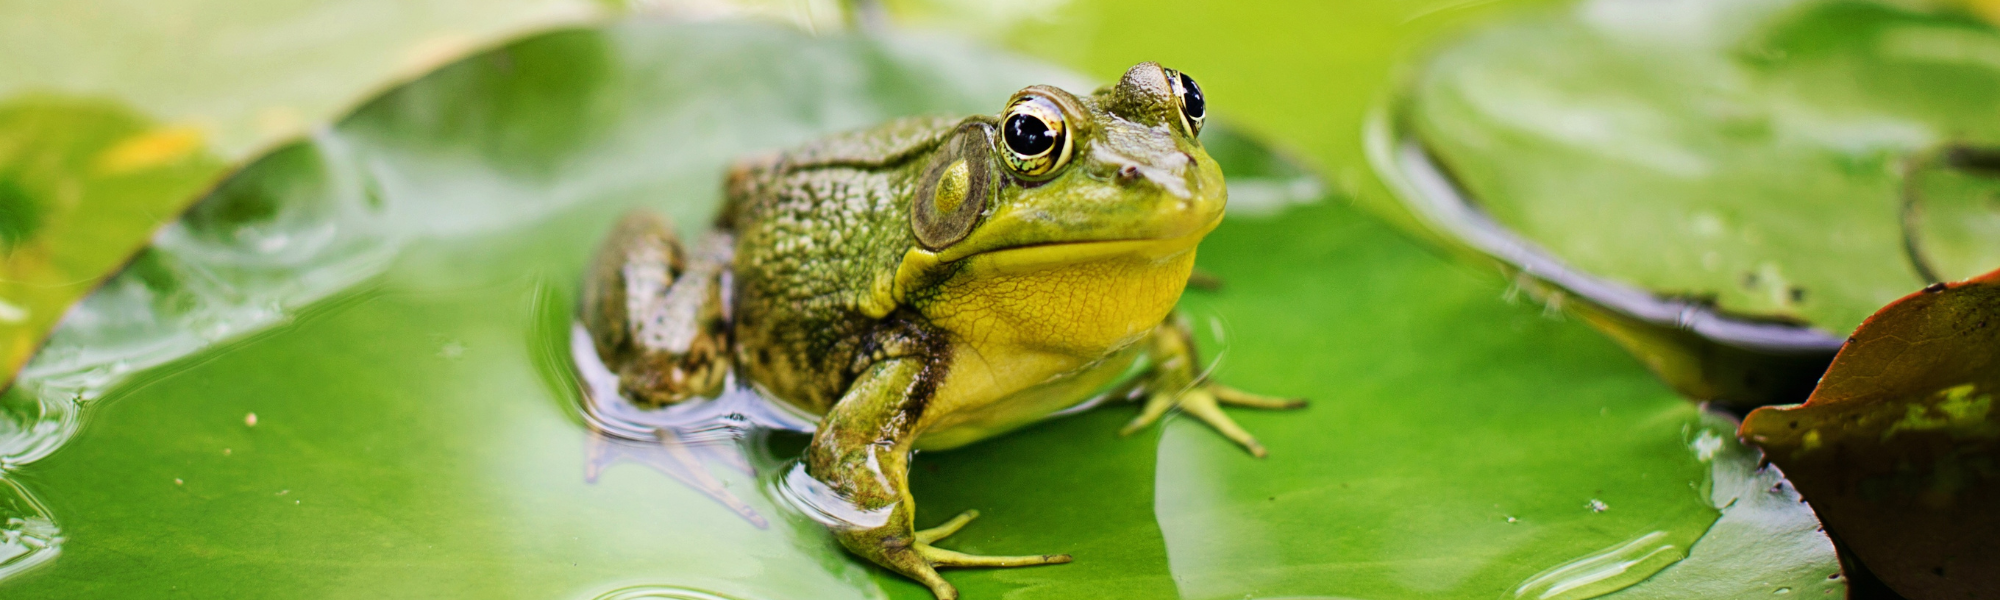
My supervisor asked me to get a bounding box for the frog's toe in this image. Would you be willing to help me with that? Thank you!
[916,509,980,544]
[920,544,1073,568]
[1117,389,1179,437]
[903,561,958,600]
[1120,384,1306,458]
[1178,386,1271,458]
[913,510,1071,568]
[1211,385,1308,410]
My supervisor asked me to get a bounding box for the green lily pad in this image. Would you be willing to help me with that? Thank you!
[0,0,614,393]
[0,15,1839,600]
[1743,268,2000,599]
[1379,0,2000,406]
[0,97,225,397]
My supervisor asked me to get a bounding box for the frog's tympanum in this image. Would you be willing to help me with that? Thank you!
[583,63,1303,600]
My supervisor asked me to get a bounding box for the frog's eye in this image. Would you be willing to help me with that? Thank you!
[999,96,1072,178]
[1165,68,1205,137]
[914,125,996,250]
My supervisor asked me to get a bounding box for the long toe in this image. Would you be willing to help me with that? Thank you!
[1211,385,1308,410]
[923,545,1074,568]
[916,510,981,544]
[1181,390,1270,458]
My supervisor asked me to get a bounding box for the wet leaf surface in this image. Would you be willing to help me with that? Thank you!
[1743,268,2000,599]
[1401,0,2000,337]
[0,0,610,393]
[0,10,1841,600]
[0,98,225,394]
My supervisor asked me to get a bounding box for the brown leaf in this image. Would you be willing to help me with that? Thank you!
[1742,268,2000,599]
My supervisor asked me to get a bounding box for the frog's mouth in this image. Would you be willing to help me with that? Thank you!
[884,210,1222,312]
[953,219,1219,274]
[930,193,1226,265]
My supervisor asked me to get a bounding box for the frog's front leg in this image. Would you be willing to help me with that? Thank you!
[1118,318,1308,458]
[806,358,1071,600]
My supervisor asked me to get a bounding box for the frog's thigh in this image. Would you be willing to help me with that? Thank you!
[582,209,731,405]
[1120,318,1307,458]
[807,359,1070,600]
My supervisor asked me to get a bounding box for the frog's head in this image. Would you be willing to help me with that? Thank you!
[909,62,1222,261]
[890,63,1224,362]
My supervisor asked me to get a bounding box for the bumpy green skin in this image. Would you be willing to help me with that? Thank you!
[584,63,1304,600]
[720,115,959,412]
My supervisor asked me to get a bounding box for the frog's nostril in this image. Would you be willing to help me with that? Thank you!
[1117,165,1142,183]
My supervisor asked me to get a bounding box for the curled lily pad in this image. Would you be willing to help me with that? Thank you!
[1742,268,2000,599]
[1380,0,2000,407]
[0,97,225,398]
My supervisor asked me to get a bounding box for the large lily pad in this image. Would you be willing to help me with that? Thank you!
[0,14,1838,600]
[1377,0,2000,406]
[0,0,613,393]
[1743,268,2000,598]
[0,98,226,396]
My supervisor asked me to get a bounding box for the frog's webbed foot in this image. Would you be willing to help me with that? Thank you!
[812,360,1072,600]
[840,511,1070,600]
[909,510,1072,598]
[1119,382,1304,458]
[1116,319,1307,458]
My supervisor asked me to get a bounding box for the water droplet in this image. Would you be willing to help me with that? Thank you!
[1514,530,1683,599]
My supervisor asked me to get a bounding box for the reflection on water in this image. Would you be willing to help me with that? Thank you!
[568,322,814,529]
[589,585,748,600]
[771,462,892,531]
[0,478,58,581]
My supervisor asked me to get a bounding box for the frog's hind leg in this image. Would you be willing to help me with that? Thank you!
[582,209,733,405]
[807,359,1071,600]
[1117,317,1307,458]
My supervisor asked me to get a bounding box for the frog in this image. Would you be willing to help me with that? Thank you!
[581,62,1304,600]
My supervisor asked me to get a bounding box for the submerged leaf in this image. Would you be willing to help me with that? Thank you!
[1743,268,2000,598]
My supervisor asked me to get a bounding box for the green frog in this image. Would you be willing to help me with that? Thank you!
[582,62,1303,600]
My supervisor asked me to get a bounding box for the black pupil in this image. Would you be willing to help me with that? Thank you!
[1005,113,1056,156]
[1178,73,1205,119]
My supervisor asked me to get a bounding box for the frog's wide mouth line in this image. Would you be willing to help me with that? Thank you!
[933,206,1225,266]
[958,225,1218,273]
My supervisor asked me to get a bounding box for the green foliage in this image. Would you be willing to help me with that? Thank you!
[1403,0,2000,334]
[0,0,611,394]
[0,18,1840,600]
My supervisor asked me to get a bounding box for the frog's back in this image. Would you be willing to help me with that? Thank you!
[720,115,961,412]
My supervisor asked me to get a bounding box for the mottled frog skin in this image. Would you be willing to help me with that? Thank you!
[582,63,1303,600]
